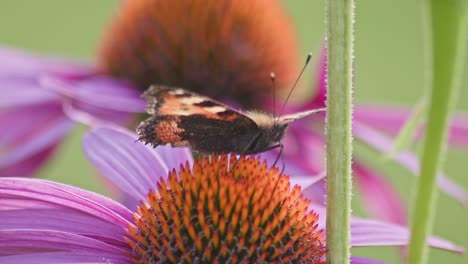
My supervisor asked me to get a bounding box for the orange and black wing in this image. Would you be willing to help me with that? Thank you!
[137,85,260,153]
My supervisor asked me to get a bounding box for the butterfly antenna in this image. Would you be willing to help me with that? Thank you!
[278,52,313,117]
[270,72,277,121]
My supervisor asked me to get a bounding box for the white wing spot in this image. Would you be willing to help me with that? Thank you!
[204,106,227,113]
[169,89,186,95]
[181,97,205,104]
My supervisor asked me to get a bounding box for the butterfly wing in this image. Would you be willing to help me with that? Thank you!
[137,85,261,153]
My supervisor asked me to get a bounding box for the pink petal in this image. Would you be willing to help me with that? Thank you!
[0,46,88,78]
[0,145,58,177]
[353,122,468,206]
[0,79,58,108]
[62,101,133,126]
[41,74,145,113]
[350,218,464,254]
[311,205,464,254]
[354,105,412,136]
[0,104,73,176]
[83,126,193,203]
[353,162,407,225]
[350,256,387,264]
[0,178,133,225]
[0,230,128,263]
[356,105,468,147]
[0,207,127,244]
[0,250,129,264]
[448,113,468,146]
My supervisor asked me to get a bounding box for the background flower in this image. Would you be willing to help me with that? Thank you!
[0,47,145,177]
[0,1,466,262]
[99,0,299,107]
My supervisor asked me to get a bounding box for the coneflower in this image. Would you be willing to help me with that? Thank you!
[0,126,462,263]
[99,0,299,106]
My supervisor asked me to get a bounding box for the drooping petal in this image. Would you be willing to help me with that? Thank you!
[350,256,387,264]
[1,207,128,246]
[288,172,326,191]
[354,105,413,136]
[0,145,57,177]
[0,46,90,78]
[446,113,468,146]
[0,79,58,108]
[353,162,407,225]
[350,218,464,254]
[0,230,129,263]
[83,126,193,202]
[353,121,468,206]
[355,105,468,147]
[40,74,145,113]
[0,177,133,224]
[0,177,134,262]
[311,205,464,254]
[0,104,73,176]
[39,74,145,126]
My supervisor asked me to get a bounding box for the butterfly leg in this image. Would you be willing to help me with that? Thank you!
[231,133,262,170]
[272,143,284,168]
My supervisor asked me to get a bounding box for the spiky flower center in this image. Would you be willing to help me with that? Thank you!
[126,155,325,263]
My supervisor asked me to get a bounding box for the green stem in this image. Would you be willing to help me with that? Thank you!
[408,1,467,263]
[325,0,354,263]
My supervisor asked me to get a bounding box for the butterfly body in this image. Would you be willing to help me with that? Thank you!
[137,85,323,154]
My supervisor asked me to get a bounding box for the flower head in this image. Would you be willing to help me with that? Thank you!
[127,155,326,263]
[99,0,299,106]
[0,126,462,263]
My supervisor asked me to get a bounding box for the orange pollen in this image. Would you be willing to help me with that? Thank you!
[126,154,326,263]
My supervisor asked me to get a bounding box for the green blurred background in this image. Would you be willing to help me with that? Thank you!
[0,1,466,263]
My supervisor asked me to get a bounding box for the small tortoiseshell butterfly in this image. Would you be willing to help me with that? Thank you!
[137,85,325,155]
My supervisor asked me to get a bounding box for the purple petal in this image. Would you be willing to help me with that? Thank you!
[0,208,128,245]
[62,101,133,127]
[447,113,468,146]
[0,104,73,176]
[0,230,128,263]
[353,122,468,206]
[83,126,193,203]
[0,46,90,78]
[261,128,325,176]
[0,251,129,264]
[311,205,464,254]
[353,162,407,225]
[0,178,133,225]
[355,105,468,147]
[288,172,326,191]
[354,105,412,136]
[0,79,58,108]
[350,218,464,254]
[0,145,58,177]
[350,256,387,264]
[41,74,145,113]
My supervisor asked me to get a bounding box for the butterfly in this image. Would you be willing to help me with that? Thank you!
[136,85,325,155]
